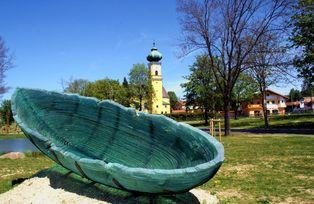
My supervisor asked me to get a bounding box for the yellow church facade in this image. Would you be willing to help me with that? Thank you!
[146,45,171,114]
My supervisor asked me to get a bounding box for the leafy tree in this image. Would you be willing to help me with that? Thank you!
[121,77,132,107]
[122,77,129,87]
[128,63,153,111]
[84,78,126,104]
[0,100,13,125]
[177,0,292,135]
[0,37,13,97]
[232,73,259,119]
[168,91,179,110]
[181,55,221,125]
[289,88,302,101]
[291,0,314,94]
[62,78,89,95]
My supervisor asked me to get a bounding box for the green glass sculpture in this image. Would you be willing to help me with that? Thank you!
[12,88,224,194]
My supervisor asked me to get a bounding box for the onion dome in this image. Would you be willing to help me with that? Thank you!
[147,43,162,62]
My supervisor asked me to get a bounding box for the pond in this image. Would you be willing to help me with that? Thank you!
[0,138,39,153]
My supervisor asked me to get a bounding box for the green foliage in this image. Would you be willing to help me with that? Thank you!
[232,73,259,118]
[63,78,89,95]
[167,91,179,110]
[291,0,314,90]
[128,63,153,111]
[289,88,303,101]
[0,100,14,125]
[84,78,127,104]
[181,55,222,124]
[121,77,132,107]
[233,73,258,104]
[60,63,155,110]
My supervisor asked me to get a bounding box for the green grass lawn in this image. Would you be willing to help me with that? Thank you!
[230,114,314,129]
[0,134,313,203]
[188,113,314,129]
[0,134,26,140]
[0,152,54,193]
[203,134,314,203]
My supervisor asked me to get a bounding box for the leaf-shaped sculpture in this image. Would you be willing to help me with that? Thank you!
[12,88,224,194]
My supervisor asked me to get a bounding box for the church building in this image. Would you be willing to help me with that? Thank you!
[146,44,171,114]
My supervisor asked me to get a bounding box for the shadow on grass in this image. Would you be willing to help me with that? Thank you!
[31,165,200,204]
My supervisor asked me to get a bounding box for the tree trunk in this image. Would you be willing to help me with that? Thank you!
[223,98,231,136]
[234,104,238,120]
[204,107,209,125]
[139,97,142,111]
[261,89,269,128]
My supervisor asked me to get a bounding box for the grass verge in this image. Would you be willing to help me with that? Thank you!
[202,134,314,203]
[187,114,314,129]
[0,152,53,194]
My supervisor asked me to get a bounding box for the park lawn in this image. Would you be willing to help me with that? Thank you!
[230,114,314,129]
[0,152,54,194]
[0,134,26,140]
[188,113,314,129]
[202,134,314,203]
[0,134,313,203]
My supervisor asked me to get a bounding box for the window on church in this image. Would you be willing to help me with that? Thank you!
[155,70,158,76]
[156,105,158,108]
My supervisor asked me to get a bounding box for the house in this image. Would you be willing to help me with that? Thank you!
[301,97,314,110]
[242,89,288,117]
[286,96,314,112]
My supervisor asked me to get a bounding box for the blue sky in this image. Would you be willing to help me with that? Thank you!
[0,0,300,100]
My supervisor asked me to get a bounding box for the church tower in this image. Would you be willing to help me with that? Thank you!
[147,44,170,114]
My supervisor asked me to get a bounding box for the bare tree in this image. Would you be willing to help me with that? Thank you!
[0,37,13,96]
[177,0,292,135]
[61,77,89,95]
[246,33,294,128]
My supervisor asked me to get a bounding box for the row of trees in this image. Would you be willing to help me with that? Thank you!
[177,0,312,135]
[62,63,154,111]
